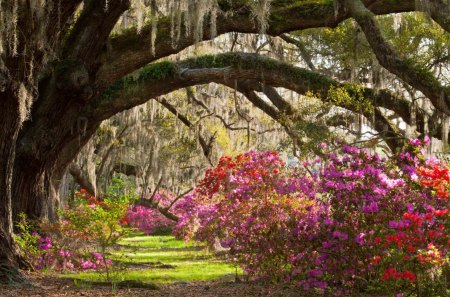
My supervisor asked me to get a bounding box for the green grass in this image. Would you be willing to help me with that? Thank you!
[63,234,240,284]
[120,235,197,249]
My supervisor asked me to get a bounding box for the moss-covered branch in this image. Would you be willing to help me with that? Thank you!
[95,0,416,89]
[88,52,413,134]
[342,0,450,116]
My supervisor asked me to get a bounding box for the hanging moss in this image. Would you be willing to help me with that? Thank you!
[102,52,386,119]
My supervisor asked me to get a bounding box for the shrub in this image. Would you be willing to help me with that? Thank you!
[125,193,177,235]
[176,141,449,295]
[16,182,134,280]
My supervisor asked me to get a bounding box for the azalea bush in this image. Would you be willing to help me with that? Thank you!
[176,151,328,281]
[374,139,450,296]
[176,141,449,295]
[16,182,134,279]
[16,214,115,273]
[125,193,178,235]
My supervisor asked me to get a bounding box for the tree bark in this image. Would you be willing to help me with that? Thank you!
[343,0,450,116]
[12,123,98,222]
[10,0,129,222]
[0,89,28,284]
[11,166,59,222]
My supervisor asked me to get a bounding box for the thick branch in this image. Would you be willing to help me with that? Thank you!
[63,0,130,68]
[427,0,450,33]
[95,0,416,88]
[134,198,179,222]
[68,162,96,196]
[343,0,450,115]
[89,53,413,129]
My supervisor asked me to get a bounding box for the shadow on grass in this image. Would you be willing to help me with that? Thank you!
[62,234,240,284]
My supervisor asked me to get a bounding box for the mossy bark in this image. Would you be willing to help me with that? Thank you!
[0,88,28,284]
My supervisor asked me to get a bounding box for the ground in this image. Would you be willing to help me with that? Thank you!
[0,273,303,297]
[0,234,302,297]
[69,234,239,283]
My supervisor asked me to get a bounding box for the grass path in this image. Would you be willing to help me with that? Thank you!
[65,234,240,284]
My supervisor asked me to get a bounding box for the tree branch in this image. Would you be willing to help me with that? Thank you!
[280,34,317,71]
[134,198,179,222]
[342,0,450,115]
[427,0,450,33]
[95,0,416,88]
[89,53,414,131]
[68,162,96,197]
[154,97,215,164]
[63,0,130,68]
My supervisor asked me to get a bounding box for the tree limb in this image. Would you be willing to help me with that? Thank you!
[63,0,130,68]
[68,162,96,197]
[342,0,450,115]
[280,34,317,71]
[89,53,414,131]
[133,198,179,222]
[95,0,416,88]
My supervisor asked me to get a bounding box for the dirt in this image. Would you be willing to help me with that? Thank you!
[0,272,305,297]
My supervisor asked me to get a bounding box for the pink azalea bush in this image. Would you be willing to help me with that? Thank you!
[16,186,131,277]
[125,193,178,234]
[15,226,113,272]
[176,141,449,295]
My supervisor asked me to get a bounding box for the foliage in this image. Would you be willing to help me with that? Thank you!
[176,142,449,295]
[15,183,135,280]
[14,213,41,265]
[176,151,321,280]
[125,193,178,235]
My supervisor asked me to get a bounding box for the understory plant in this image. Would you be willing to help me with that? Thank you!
[15,181,134,281]
[177,140,449,295]
[125,193,178,235]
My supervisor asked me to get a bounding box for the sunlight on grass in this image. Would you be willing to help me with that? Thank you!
[119,235,197,249]
[63,234,240,284]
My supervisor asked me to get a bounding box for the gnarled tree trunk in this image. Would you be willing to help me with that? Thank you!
[0,88,28,284]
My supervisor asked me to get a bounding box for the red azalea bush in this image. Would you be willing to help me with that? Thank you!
[374,140,450,296]
[176,140,449,295]
[176,151,323,280]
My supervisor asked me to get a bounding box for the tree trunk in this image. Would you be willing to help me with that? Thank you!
[12,164,59,221]
[0,89,28,284]
[12,124,98,221]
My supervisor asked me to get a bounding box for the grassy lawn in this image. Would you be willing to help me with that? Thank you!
[63,234,240,284]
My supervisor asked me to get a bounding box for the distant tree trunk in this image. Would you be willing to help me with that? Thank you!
[0,88,28,283]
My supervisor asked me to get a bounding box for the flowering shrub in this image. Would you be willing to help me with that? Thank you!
[16,183,133,280]
[374,139,450,296]
[176,142,449,295]
[176,151,323,279]
[126,193,178,234]
[15,217,113,272]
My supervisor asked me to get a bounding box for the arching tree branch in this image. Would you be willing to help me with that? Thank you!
[89,53,414,130]
[342,0,450,116]
[95,0,417,88]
